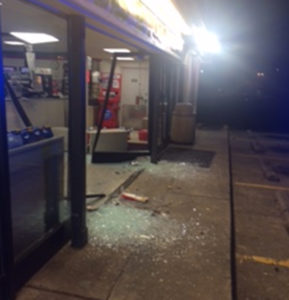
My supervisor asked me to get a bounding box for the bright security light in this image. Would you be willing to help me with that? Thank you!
[193,26,221,54]
[10,32,59,44]
[257,72,265,77]
[4,41,25,46]
[104,48,131,53]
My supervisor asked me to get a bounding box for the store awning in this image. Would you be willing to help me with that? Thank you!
[24,0,189,57]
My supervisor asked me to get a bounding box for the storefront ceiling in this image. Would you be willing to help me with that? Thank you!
[2,0,139,59]
[20,0,180,58]
[19,0,161,56]
[3,0,194,59]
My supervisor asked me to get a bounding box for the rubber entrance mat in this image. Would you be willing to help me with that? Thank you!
[269,145,289,154]
[161,147,215,168]
[272,164,289,176]
[264,134,289,141]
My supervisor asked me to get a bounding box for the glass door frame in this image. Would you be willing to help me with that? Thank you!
[149,53,182,163]
[0,4,88,296]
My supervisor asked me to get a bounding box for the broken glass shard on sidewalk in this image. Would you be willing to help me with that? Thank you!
[89,202,188,250]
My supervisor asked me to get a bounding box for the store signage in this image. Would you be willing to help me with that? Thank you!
[106,0,184,52]
[68,0,185,54]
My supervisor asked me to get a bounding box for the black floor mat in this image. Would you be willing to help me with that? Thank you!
[161,148,215,168]
[272,164,289,177]
[264,134,289,141]
[269,145,289,154]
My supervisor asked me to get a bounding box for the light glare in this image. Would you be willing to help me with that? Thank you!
[116,57,134,61]
[10,32,59,44]
[104,48,131,53]
[257,72,265,77]
[141,0,190,35]
[193,27,221,54]
[4,41,25,46]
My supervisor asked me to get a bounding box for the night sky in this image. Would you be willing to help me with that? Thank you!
[175,0,289,131]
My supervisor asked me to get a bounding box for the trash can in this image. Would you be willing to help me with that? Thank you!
[170,103,195,144]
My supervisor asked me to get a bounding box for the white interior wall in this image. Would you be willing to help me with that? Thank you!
[121,66,149,105]
[99,60,149,128]
[99,60,121,74]
[99,60,149,105]
[6,99,67,131]
[4,57,24,68]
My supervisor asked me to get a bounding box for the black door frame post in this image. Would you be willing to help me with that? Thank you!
[0,7,15,299]
[67,14,88,248]
[149,54,161,163]
[174,62,181,104]
[149,54,183,163]
[167,62,175,137]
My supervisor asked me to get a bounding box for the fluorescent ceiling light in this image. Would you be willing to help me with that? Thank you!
[193,26,221,54]
[10,32,59,44]
[4,41,25,46]
[116,57,134,61]
[104,48,131,53]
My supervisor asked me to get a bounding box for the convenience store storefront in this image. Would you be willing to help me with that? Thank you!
[0,1,196,298]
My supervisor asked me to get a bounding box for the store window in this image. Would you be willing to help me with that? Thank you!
[2,0,70,259]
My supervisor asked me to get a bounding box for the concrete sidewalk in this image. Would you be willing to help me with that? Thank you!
[17,128,231,300]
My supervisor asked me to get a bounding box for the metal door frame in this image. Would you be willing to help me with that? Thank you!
[149,54,182,163]
[0,4,88,296]
[12,12,88,288]
[0,6,15,299]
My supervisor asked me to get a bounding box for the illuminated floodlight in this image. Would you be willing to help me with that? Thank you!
[104,48,131,53]
[10,32,59,44]
[193,26,221,54]
[257,72,265,77]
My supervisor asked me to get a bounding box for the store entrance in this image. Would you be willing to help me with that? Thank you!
[0,1,183,296]
[0,0,154,292]
[86,49,150,163]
